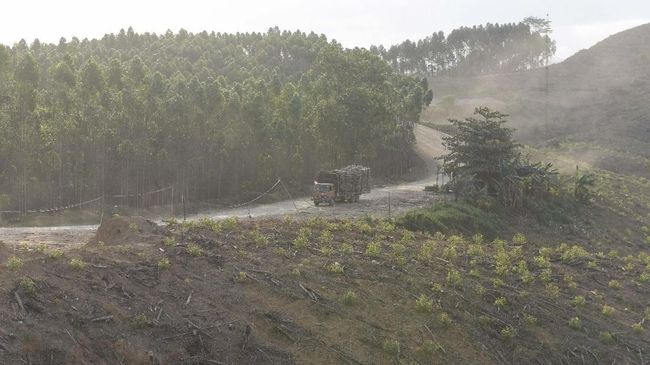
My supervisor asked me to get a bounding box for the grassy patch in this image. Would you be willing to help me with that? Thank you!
[398,202,502,237]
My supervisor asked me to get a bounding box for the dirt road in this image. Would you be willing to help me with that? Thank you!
[0,124,447,246]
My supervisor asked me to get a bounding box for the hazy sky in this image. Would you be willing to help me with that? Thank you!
[1,0,648,61]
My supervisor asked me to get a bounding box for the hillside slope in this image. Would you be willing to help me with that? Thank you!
[1,215,648,364]
[426,22,650,177]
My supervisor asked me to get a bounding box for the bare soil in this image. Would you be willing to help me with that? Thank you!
[0,216,647,364]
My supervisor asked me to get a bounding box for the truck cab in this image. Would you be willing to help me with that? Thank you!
[312,182,335,206]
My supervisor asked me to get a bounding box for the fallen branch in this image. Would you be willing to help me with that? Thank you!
[299,282,320,301]
[14,292,25,313]
[65,329,79,346]
[185,291,193,306]
[90,315,114,322]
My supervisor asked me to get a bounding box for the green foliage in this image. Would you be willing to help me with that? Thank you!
[415,294,433,313]
[560,245,590,263]
[437,312,452,327]
[365,242,381,257]
[601,305,615,317]
[545,283,560,298]
[568,317,582,330]
[163,237,176,247]
[524,314,537,326]
[446,268,462,287]
[339,242,354,255]
[382,339,400,356]
[158,257,171,269]
[500,325,516,340]
[341,290,357,306]
[250,229,268,248]
[512,233,527,245]
[293,228,311,249]
[441,108,518,196]
[6,256,23,270]
[398,202,502,237]
[574,167,596,202]
[234,271,248,283]
[608,280,621,289]
[494,297,507,308]
[598,331,615,345]
[48,248,64,259]
[326,262,344,274]
[0,30,429,213]
[376,18,555,76]
[68,258,86,270]
[186,244,203,257]
[132,313,152,328]
[16,277,36,295]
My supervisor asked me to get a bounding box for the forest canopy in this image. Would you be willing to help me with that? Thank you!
[371,17,556,76]
[0,27,430,211]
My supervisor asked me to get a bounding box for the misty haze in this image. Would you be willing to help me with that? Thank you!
[0,1,649,364]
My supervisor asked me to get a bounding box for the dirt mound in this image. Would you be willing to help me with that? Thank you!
[92,215,161,245]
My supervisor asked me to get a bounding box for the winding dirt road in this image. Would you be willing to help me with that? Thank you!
[0,124,447,247]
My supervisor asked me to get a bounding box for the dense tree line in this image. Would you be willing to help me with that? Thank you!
[0,27,430,212]
[371,17,556,76]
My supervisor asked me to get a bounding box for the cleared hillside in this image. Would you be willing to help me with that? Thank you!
[426,23,650,177]
[1,215,648,364]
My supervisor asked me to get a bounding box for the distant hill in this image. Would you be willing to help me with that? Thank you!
[426,23,650,177]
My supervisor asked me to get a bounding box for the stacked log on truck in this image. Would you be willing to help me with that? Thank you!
[312,165,371,206]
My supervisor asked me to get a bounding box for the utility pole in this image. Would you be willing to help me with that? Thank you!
[544,12,550,140]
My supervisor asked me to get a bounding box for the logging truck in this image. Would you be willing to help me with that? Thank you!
[312,165,371,206]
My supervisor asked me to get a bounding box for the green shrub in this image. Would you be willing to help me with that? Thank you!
[186,244,203,257]
[598,331,615,345]
[341,290,357,305]
[512,233,527,245]
[545,283,560,298]
[327,262,344,274]
[158,257,171,269]
[48,248,64,258]
[365,242,381,257]
[500,325,516,340]
[250,230,268,248]
[415,294,433,312]
[221,217,239,230]
[601,305,615,317]
[397,202,502,237]
[318,229,333,246]
[437,312,452,327]
[494,297,507,308]
[608,280,621,289]
[339,242,354,255]
[561,245,590,263]
[533,255,551,269]
[568,317,581,330]
[446,268,462,287]
[16,277,36,295]
[524,314,537,326]
[69,258,86,270]
[163,236,176,247]
[382,339,400,356]
[418,240,436,261]
[640,272,650,283]
[571,295,586,307]
[6,256,23,270]
[292,228,311,249]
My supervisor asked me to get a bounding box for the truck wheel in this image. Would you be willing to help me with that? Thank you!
[354,195,359,202]
[314,201,320,206]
